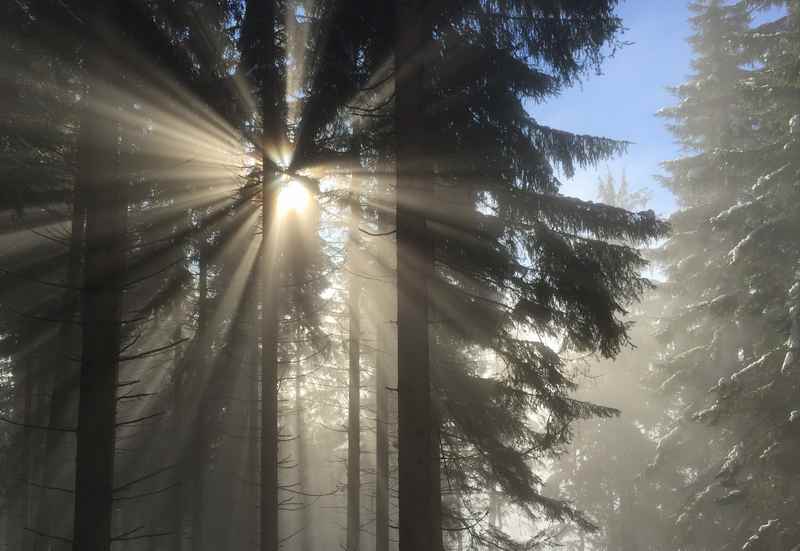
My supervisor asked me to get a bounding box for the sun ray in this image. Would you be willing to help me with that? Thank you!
[277,179,311,216]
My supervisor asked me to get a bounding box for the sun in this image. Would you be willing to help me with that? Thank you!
[277,180,310,215]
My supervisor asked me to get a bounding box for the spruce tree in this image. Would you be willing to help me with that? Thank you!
[647,2,800,549]
[406,2,667,546]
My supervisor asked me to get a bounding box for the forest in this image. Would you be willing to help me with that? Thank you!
[0,0,798,550]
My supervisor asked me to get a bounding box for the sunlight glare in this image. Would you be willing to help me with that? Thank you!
[277,180,310,215]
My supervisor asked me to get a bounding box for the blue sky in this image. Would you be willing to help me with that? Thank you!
[534,1,695,217]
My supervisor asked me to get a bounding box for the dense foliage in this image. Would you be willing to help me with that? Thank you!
[0,1,671,550]
[550,2,800,550]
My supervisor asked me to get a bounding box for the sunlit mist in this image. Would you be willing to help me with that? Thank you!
[277,180,311,215]
[3,2,797,551]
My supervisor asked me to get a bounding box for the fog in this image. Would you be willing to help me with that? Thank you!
[1,1,798,551]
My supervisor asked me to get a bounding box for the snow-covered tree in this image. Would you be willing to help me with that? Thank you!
[646,2,800,548]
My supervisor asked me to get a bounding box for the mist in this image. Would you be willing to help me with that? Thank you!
[0,1,798,551]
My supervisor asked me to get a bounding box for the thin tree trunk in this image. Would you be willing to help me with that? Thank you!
[260,161,279,551]
[191,240,209,551]
[374,317,390,551]
[42,180,84,548]
[13,359,32,550]
[347,143,363,551]
[295,360,311,551]
[240,2,281,548]
[252,0,280,547]
[395,1,435,549]
[171,326,185,551]
[374,166,394,551]
[247,328,260,550]
[431,399,443,551]
[72,74,127,551]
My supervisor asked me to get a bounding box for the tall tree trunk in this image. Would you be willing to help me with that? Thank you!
[249,0,281,547]
[240,1,282,548]
[247,329,260,550]
[72,71,128,551]
[13,358,32,550]
[171,326,185,551]
[191,239,209,551]
[431,399,443,550]
[395,1,435,550]
[295,360,311,551]
[347,143,362,551]
[374,316,390,551]
[260,158,279,551]
[374,166,394,551]
[42,179,84,548]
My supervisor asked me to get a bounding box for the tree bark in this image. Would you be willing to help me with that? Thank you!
[247,327,260,550]
[13,358,32,551]
[240,1,281,548]
[373,165,393,551]
[191,238,209,551]
[171,325,185,551]
[243,0,282,547]
[347,142,363,551]
[395,1,435,550]
[41,180,84,546]
[260,162,279,551]
[295,359,311,551]
[72,72,128,551]
[431,399,443,550]
[374,317,390,551]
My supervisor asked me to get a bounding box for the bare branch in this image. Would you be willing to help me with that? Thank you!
[0,416,75,433]
[24,527,72,544]
[113,464,176,494]
[115,411,165,428]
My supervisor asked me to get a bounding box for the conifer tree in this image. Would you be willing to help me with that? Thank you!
[388,2,669,546]
[240,2,284,550]
[647,2,800,548]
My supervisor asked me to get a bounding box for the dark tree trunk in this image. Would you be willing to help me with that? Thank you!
[41,181,84,545]
[374,316,390,551]
[72,77,127,551]
[239,1,284,548]
[395,1,435,550]
[191,239,209,551]
[243,0,281,547]
[347,145,362,551]
[295,361,311,551]
[431,399,443,550]
[373,166,394,551]
[247,332,260,550]
[171,326,185,551]
[13,359,32,550]
[260,163,279,551]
